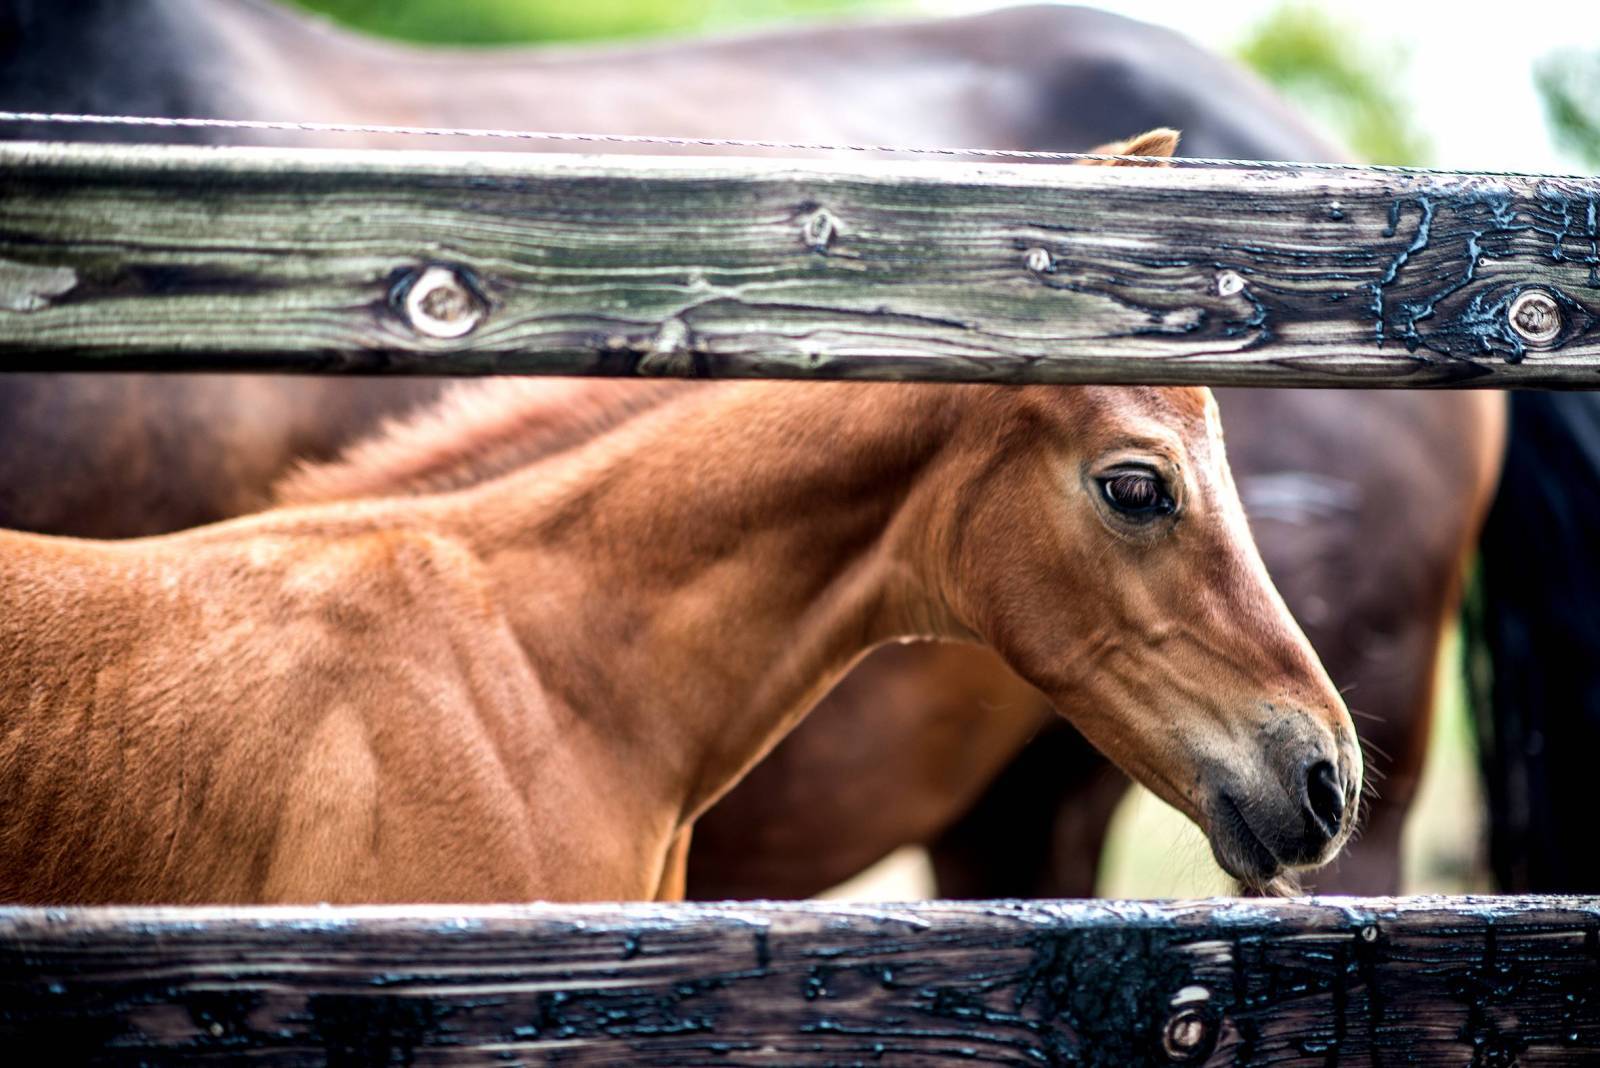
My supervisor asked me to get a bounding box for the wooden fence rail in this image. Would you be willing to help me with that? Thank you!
[2,141,1598,386]
[2,897,1599,1065]
[6,143,1600,1066]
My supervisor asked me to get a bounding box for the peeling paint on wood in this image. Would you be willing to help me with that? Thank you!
[2,897,1600,1064]
[0,256,77,313]
[1,142,1598,386]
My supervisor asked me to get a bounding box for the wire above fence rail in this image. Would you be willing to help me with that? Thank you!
[1,109,1594,180]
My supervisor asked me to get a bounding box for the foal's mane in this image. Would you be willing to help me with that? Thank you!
[275,378,698,505]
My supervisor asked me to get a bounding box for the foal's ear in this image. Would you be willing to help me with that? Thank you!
[1082,127,1180,167]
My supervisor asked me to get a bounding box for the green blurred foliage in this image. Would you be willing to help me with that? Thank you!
[1534,50,1600,170]
[289,0,898,45]
[1235,2,1429,166]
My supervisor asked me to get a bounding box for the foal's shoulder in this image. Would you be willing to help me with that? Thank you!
[244,521,492,597]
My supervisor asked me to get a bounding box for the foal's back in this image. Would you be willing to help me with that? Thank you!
[0,517,567,904]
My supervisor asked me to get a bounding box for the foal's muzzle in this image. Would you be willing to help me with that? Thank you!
[1204,742,1358,884]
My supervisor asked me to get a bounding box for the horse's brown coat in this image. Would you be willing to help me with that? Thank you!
[0,0,1496,898]
[0,376,1357,903]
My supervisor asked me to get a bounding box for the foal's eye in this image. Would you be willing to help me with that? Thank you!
[1099,470,1175,518]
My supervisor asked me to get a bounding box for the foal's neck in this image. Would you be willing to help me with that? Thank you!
[445,381,972,822]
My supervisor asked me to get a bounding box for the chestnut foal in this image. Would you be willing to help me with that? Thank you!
[0,376,1359,903]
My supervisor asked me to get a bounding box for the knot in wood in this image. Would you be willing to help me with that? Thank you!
[1162,1007,1212,1061]
[404,266,484,340]
[1215,270,1246,297]
[638,318,696,375]
[1508,289,1561,346]
[801,209,837,251]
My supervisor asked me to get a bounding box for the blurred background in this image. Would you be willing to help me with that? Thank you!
[292,0,1600,173]
[287,0,1600,899]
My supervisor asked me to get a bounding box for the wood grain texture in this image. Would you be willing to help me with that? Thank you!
[3,897,1600,1065]
[2,141,1599,386]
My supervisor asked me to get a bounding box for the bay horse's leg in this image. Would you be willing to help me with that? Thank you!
[928,724,1124,899]
[684,642,1048,901]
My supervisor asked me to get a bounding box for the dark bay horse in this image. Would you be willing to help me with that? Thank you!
[0,372,1360,903]
[1468,394,1600,893]
[0,0,1392,537]
[1,0,1502,895]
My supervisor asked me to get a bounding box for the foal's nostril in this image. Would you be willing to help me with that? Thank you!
[1303,760,1345,843]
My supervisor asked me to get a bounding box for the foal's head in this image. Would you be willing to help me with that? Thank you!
[940,384,1360,886]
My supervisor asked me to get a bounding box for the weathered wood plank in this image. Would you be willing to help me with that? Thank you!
[2,897,1598,1065]
[0,142,1598,385]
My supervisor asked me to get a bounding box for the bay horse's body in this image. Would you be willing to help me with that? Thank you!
[0,0,1502,895]
[0,378,1359,903]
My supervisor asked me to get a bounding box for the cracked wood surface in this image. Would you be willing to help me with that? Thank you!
[3,897,1600,1065]
[1,142,1598,386]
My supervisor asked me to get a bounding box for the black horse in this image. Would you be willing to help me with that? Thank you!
[1469,394,1600,892]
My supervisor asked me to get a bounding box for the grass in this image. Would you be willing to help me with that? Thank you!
[287,0,899,45]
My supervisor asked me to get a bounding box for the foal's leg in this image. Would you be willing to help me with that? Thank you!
[654,828,693,902]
